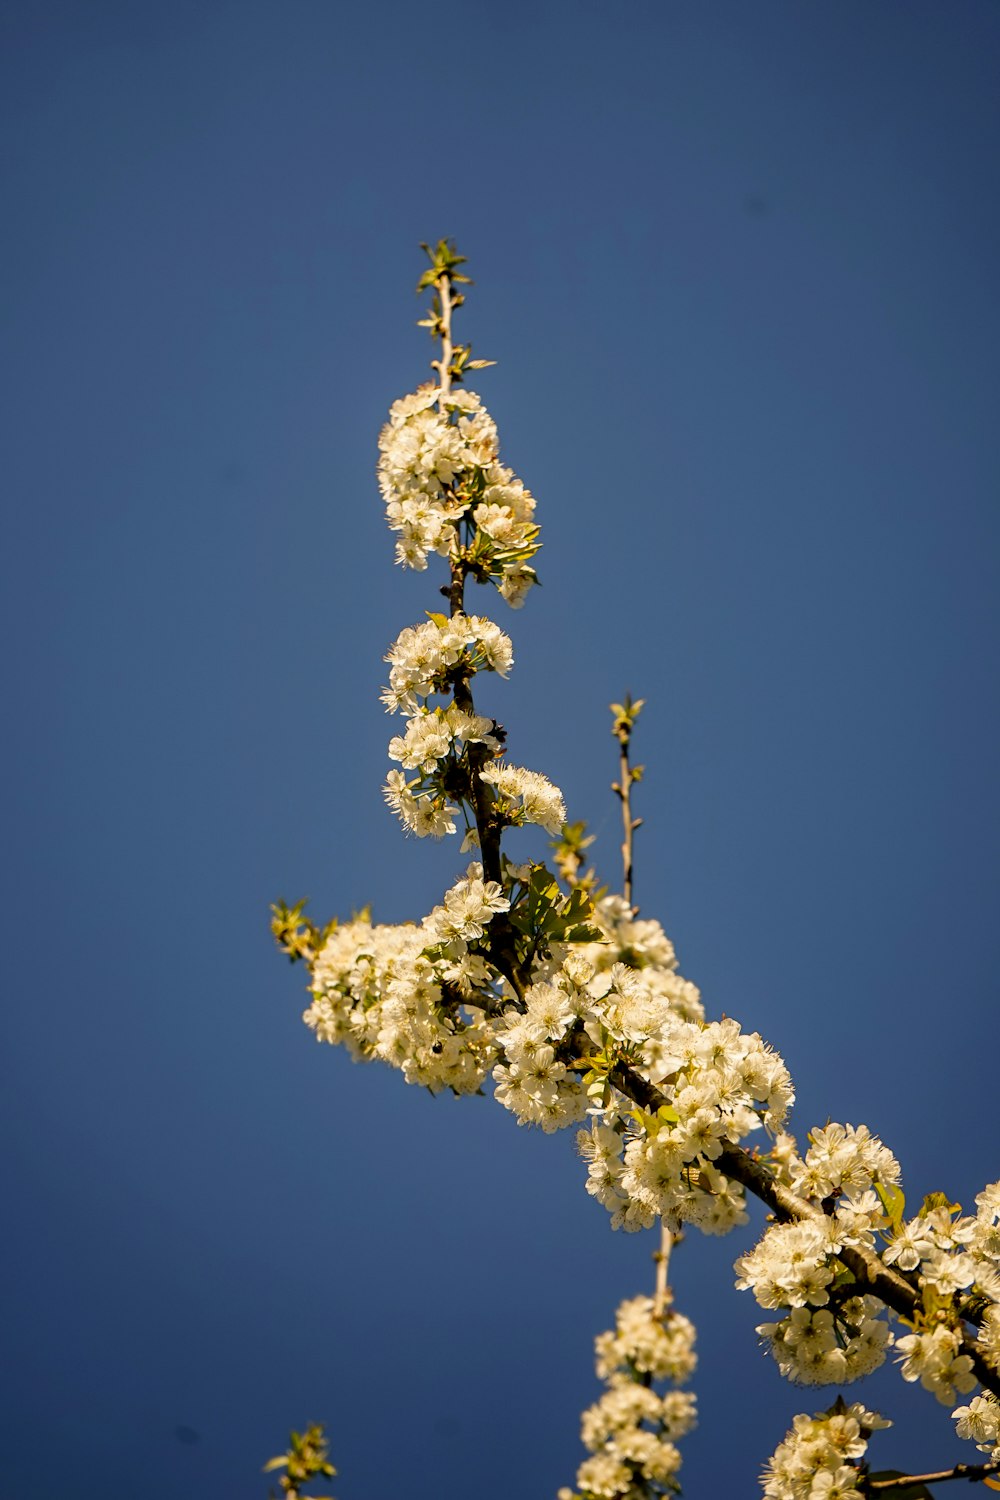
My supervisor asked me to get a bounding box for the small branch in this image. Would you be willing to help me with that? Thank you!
[863,1459,1000,1491]
[435,273,454,397]
[618,738,635,909]
[653,1218,673,1316]
[610,695,643,911]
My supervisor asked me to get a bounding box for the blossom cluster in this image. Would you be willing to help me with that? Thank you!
[479,760,567,836]
[760,1402,890,1500]
[560,1294,697,1500]
[302,865,511,1095]
[567,903,791,1233]
[954,1387,1000,1463]
[734,1125,899,1385]
[736,1130,1000,1426]
[378,383,539,605]
[381,613,513,715]
[379,609,567,848]
[887,1181,1000,1309]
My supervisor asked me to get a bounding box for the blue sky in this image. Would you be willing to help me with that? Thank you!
[3,3,999,1496]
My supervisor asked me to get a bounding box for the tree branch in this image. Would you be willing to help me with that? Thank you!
[606,1059,1000,1401]
[432,267,525,1001]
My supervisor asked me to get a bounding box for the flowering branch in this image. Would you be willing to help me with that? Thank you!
[559,1286,698,1499]
[602,1057,1000,1401]
[274,243,1000,1496]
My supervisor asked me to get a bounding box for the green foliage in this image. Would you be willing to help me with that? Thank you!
[875,1181,906,1231]
[416,238,470,293]
[550,819,598,889]
[507,862,603,953]
[610,692,645,749]
[918,1192,962,1218]
[449,342,496,380]
[631,1104,681,1135]
[264,1425,336,1500]
[270,900,337,966]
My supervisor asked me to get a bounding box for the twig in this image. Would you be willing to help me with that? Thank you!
[653,1218,673,1316]
[610,695,644,911]
[863,1458,1000,1491]
[613,701,676,1320]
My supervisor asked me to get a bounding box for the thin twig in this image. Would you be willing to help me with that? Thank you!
[610,695,643,912]
[435,272,453,397]
[613,703,675,1317]
[653,1219,673,1316]
[619,736,635,909]
[863,1458,1000,1491]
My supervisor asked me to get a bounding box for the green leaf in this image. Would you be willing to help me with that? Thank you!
[564,922,604,943]
[919,1191,961,1217]
[875,1181,906,1226]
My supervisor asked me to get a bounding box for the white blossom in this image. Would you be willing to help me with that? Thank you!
[895,1325,977,1405]
[761,1403,889,1500]
[479,760,566,834]
[953,1392,1000,1460]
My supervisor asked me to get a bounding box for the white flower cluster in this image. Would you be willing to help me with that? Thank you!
[578,894,704,1025]
[953,1389,1000,1462]
[885,1181,1000,1408]
[788,1122,901,1204]
[893,1184,1000,1428]
[303,865,514,1094]
[885,1181,1000,1304]
[479,911,789,1244]
[479,760,567,835]
[489,895,741,1238]
[381,613,513,715]
[379,611,567,847]
[758,1298,889,1387]
[559,1294,697,1500]
[388,704,499,774]
[424,864,511,947]
[736,1125,901,1384]
[594,1295,698,1384]
[493,978,588,1134]
[895,1324,976,1406]
[761,1402,890,1500]
[577,1003,791,1236]
[378,384,540,604]
[981,1302,1000,1375]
